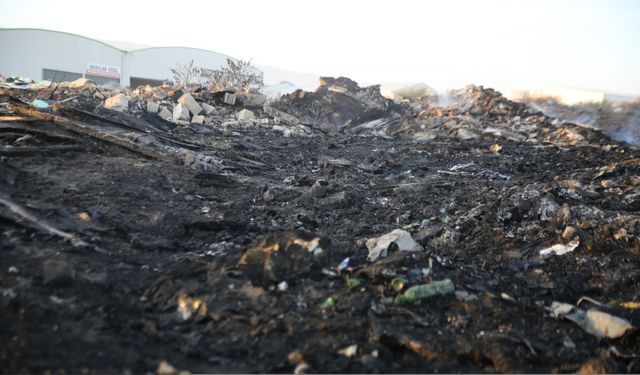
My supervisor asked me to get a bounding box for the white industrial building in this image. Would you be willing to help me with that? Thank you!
[0,28,257,88]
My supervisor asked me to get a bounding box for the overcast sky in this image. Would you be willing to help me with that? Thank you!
[1,0,639,95]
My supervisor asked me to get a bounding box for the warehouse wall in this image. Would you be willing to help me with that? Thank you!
[122,47,235,86]
[0,29,123,82]
[0,29,258,88]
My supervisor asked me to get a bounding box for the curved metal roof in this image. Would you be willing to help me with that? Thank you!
[0,28,235,59]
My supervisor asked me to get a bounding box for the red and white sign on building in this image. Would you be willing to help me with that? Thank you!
[85,63,121,79]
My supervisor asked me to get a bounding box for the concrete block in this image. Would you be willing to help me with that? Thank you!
[191,115,205,124]
[272,125,292,137]
[173,103,190,121]
[202,102,217,115]
[244,94,267,107]
[223,93,237,105]
[177,93,203,116]
[158,107,172,120]
[146,102,159,113]
[105,93,129,112]
[238,109,255,121]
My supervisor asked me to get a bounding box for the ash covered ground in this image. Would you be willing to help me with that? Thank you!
[1,76,639,373]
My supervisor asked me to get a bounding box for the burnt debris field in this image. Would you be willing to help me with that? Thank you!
[1,76,639,373]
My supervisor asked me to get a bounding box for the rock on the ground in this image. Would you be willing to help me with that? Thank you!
[243,94,267,107]
[238,109,255,121]
[223,93,236,105]
[177,93,203,116]
[158,107,172,120]
[191,115,205,124]
[173,103,189,121]
[201,102,217,115]
[105,94,129,112]
[146,102,159,113]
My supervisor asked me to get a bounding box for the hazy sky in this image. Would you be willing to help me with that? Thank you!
[1,0,639,95]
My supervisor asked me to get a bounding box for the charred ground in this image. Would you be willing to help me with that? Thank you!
[0,77,639,373]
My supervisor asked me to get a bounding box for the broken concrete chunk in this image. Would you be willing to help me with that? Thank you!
[223,93,236,105]
[238,109,255,121]
[105,93,129,112]
[172,103,190,121]
[243,93,267,107]
[263,106,299,124]
[146,102,159,113]
[43,259,75,287]
[177,93,203,116]
[191,115,205,124]
[366,229,423,261]
[272,125,291,137]
[158,107,172,120]
[201,102,217,115]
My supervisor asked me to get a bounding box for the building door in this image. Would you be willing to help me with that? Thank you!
[43,68,83,83]
[130,77,164,89]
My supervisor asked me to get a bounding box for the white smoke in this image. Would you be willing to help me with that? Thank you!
[608,107,640,146]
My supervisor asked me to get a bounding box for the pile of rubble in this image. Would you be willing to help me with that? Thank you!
[272,76,405,133]
[0,76,312,138]
[522,94,640,146]
[1,75,628,149]
[388,85,614,146]
[270,79,619,148]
